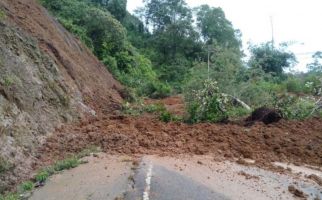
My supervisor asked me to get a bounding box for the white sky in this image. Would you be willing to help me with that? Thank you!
[127,0,322,72]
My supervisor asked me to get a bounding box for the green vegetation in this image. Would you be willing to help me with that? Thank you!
[2,75,17,87]
[19,181,34,192]
[159,110,181,123]
[248,42,296,77]
[0,9,6,21]
[34,157,82,183]
[39,0,168,98]
[0,193,18,200]
[0,146,100,199]
[0,157,13,174]
[39,0,321,121]
[34,146,100,183]
[185,79,230,123]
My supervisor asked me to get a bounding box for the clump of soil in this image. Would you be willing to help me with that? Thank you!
[238,171,259,180]
[246,107,282,125]
[288,185,307,198]
[308,174,322,186]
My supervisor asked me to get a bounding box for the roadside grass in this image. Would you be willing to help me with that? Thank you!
[0,193,19,200]
[0,157,13,175]
[0,146,100,200]
[0,9,6,21]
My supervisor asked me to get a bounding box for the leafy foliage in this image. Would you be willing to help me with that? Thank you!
[186,79,229,123]
[40,0,167,98]
[40,0,320,121]
[307,51,322,73]
[274,95,316,120]
[248,42,297,76]
[0,9,6,21]
[195,5,241,49]
[0,193,18,200]
[19,181,34,192]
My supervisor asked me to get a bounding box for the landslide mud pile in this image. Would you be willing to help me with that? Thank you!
[41,116,322,168]
[0,0,122,192]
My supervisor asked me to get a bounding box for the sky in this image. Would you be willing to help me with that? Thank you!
[127,0,322,72]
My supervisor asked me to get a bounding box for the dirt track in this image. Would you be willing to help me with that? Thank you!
[38,96,322,169]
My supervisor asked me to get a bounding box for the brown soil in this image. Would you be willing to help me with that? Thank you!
[1,0,322,194]
[144,95,186,116]
[308,174,322,186]
[38,96,322,168]
[288,185,307,198]
[246,107,282,125]
[0,0,123,115]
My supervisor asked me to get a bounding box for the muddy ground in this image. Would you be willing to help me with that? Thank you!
[38,96,322,170]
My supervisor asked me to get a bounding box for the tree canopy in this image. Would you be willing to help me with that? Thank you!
[248,42,297,76]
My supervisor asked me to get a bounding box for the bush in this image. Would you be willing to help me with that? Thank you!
[159,110,181,123]
[226,107,252,119]
[185,79,229,123]
[148,82,172,99]
[274,95,316,120]
[35,170,51,183]
[144,103,166,113]
[19,181,34,192]
[53,157,80,171]
[286,78,303,93]
[0,193,18,200]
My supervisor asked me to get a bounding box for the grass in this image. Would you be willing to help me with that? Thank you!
[34,146,100,183]
[0,157,13,174]
[143,103,166,113]
[0,193,18,200]
[0,146,101,199]
[53,157,81,171]
[159,110,182,123]
[19,181,34,192]
[0,9,6,21]
[3,76,15,87]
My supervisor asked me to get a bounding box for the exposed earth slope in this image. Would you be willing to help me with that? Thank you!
[0,0,321,197]
[0,0,122,192]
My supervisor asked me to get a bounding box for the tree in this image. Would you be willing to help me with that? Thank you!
[137,0,202,86]
[195,5,241,50]
[106,0,127,21]
[248,42,297,76]
[90,0,127,21]
[307,51,322,73]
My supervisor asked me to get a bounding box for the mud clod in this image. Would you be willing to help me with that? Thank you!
[246,107,282,125]
[288,185,307,198]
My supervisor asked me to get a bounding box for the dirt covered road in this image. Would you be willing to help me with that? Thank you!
[31,153,322,200]
[32,96,322,199]
[39,114,322,168]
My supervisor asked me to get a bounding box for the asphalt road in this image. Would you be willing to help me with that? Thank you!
[125,162,230,200]
[30,154,322,200]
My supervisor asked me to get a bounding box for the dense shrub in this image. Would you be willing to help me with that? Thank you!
[274,95,316,120]
[286,78,303,93]
[40,0,167,98]
[185,79,229,123]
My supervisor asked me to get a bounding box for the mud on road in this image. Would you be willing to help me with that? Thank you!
[38,114,322,169]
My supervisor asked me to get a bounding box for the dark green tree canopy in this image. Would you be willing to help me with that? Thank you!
[195,5,242,50]
[248,42,297,76]
[307,51,322,73]
[90,0,127,21]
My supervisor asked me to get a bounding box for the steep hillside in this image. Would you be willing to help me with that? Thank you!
[0,0,122,192]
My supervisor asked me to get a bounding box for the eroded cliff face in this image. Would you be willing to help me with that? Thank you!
[0,0,122,192]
